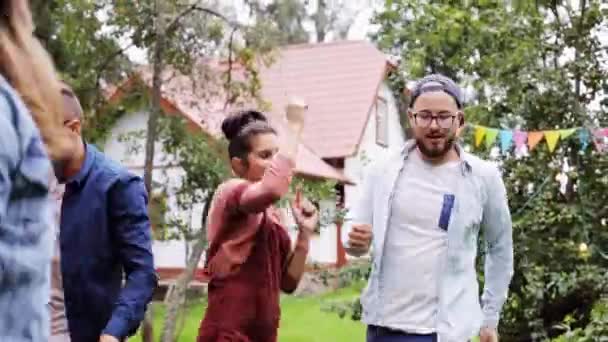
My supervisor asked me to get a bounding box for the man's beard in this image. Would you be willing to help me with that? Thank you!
[416,135,456,159]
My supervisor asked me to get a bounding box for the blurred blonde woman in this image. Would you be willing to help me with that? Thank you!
[0,0,74,341]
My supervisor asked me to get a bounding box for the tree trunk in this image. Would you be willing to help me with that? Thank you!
[141,2,167,342]
[159,194,213,342]
[313,0,330,43]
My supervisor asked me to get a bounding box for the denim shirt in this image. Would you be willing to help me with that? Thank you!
[0,76,54,341]
[60,144,157,341]
[342,140,514,342]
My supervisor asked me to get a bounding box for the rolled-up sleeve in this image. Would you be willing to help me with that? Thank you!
[103,175,157,339]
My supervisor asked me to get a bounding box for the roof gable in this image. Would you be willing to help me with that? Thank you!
[260,40,391,158]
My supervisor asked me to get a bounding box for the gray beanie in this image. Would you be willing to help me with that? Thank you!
[409,74,463,109]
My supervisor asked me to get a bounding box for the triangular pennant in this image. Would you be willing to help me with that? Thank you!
[527,131,544,151]
[499,130,513,153]
[559,128,577,140]
[579,129,590,150]
[474,125,487,147]
[597,128,608,137]
[513,130,528,149]
[593,128,608,153]
[544,130,561,153]
[485,128,499,148]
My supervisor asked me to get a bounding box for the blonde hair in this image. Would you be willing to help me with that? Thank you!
[0,0,72,161]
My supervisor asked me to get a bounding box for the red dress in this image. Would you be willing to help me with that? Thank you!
[197,155,296,342]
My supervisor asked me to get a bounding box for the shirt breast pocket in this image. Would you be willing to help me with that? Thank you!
[438,194,455,231]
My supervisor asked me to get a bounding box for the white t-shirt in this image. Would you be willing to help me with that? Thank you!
[379,150,461,333]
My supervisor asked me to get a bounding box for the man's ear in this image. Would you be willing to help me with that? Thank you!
[458,112,465,127]
[407,110,416,127]
[66,119,82,135]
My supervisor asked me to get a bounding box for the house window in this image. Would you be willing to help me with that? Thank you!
[376,97,389,147]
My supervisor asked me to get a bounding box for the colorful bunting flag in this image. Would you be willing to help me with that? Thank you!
[527,132,544,151]
[593,128,608,152]
[499,130,513,153]
[559,128,577,140]
[467,124,607,154]
[474,126,487,147]
[597,128,608,137]
[485,128,499,148]
[579,129,590,150]
[513,130,528,149]
[544,130,561,153]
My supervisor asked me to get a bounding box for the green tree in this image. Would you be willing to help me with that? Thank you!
[245,0,362,45]
[30,0,131,113]
[366,1,608,340]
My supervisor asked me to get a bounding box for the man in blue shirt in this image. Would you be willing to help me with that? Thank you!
[57,84,157,342]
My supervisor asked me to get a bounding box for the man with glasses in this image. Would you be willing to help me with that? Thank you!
[343,74,513,342]
[54,84,157,342]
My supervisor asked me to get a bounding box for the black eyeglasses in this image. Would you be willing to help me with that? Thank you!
[411,111,458,129]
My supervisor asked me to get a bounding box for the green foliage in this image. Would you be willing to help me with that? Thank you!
[319,261,370,321]
[84,84,149,146]
[149,189,170,239]
[257,0,310,45]
[552,298,608,341]
[156,115,230,241]
[31,0,131,110]
[369,1,608,340]
[277,176,340,231]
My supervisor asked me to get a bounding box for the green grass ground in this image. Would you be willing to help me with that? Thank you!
[130,282,366,342]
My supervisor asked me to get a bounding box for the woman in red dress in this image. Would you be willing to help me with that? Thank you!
[197,102,318,342]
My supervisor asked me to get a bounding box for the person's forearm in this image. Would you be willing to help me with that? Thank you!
[282,122,304,162]
[103,267,157,339]
[237,155,294,213]
[281,232,310,293]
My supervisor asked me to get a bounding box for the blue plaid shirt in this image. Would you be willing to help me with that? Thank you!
[0,76,54,342]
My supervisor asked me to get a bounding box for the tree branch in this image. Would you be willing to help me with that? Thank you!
[224,26,238,109]
[574,0,587,100]
[171,3,241,32]
[93,41,136,91]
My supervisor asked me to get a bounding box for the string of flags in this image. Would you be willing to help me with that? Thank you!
[468,124,608,153]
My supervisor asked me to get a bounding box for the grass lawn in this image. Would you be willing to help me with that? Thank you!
[129,282,366,342]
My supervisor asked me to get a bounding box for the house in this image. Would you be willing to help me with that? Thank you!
[103,40,404,282]
[258,41,405,265]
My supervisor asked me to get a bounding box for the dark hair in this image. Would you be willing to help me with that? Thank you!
[409,74,463,109]
[221,110,276,159]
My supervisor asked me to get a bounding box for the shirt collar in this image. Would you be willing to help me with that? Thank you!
[67,143,96,187]
[400,139,472,175]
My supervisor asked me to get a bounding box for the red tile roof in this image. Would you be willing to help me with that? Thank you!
[259,40,392,158]
[106,41,391,181]
[107,63,353,184]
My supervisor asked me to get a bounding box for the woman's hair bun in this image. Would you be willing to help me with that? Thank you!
[221,110,268,141]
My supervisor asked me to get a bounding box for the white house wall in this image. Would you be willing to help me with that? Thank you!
[281,199,338,265]
[101,109,338,268]
[102,110,206,269]
[342,81,405,257]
